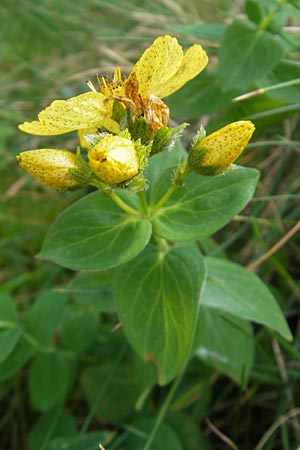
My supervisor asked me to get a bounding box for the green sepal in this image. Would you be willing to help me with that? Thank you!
[188,145,222,175]
[123,172,149,193]
[190,125,206,151]
[150,123,190,156]
[134,139,152,172]
[172,157,189,186]
[150,127,173,155]
[112,101,126,123]
[129,116,150,144]
[69,148,112,193]
[68,148,94,187]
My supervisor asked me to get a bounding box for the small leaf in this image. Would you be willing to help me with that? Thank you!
[66,270,116,312]
[81,363,145,423]
[151,167,259,241]
[29,351,73,411]
[0,292,18,323]
[201,257,292,341]
[0,337,35,384]
[25,290,67,344]
[29,408,77,450]
[124,418,183,450]
[60,304,99,353]
[166,412,212,450]
[114,243,206,385]
[219,19,286,90]
[194,307,254,384]
[0,326,23,364]
[46,432,110,450]
[169,23,226,42]
[39,191,152,270]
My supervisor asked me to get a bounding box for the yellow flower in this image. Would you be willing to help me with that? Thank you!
[16,149,82,190]
[99,35,208,133]
[18,92,120,136]
[188,121,255,175]
[18,36,208,140]
[88,135,139,184]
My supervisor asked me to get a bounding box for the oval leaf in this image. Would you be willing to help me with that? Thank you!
[39,191,152,270]
[194,307,254,385]
[151,167,259,241]
[201,257,292,341]
[219,19,285,90]
[29,351,73,411]
[0,326,23,364]
[114,243,206,385]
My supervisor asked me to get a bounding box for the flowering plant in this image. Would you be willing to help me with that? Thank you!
[17,35,291,385]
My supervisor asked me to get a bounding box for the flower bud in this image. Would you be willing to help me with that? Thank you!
[188,121,255,175]
[16,149,82,190]
[88,135,139,184]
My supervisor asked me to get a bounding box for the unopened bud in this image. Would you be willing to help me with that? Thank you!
[188,121,255,175]
[88,135,139,184]
[16,149,82,190]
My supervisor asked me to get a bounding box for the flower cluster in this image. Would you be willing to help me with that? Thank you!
[17,35,254,191]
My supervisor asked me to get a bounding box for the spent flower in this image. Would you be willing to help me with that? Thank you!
[99,35,208,133]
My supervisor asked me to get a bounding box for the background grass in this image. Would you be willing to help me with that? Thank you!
[1,0,300,449]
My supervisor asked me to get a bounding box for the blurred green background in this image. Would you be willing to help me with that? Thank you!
[1,0,300,449]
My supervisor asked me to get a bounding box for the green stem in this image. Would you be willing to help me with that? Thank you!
[143,372,183,450]
[153,234,170,253]
[152,166,191,214]
[138,190,149,215]
[110,191,141,217]
[258,0,286,31]
[39,406,63,450]
[79,342,128,435]
[151,184,177,213]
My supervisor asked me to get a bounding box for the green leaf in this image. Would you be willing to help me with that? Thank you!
[0,325,23,364]
[25,290,67,344]
[47,432,110,450]
[166,71,234,118]
[29,408,77,450]
[29,351,73,411]
[66,270,116,313]
[201,257,292,341]
[146,141,187,187]
[166,412,212,450]
[0,336,35,384]
[60,304,99,353]
[114,243,206,385]
[169,23,226,42]
[81,362,145,423]
[151,167,259,241]
[219,19,286,90]
[193,307,254,384]
[39,191,152,270]
[125,418,183,450]
[0,292,18,323]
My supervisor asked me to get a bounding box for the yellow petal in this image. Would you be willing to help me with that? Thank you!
[188,121,255,175]
[127,35,183,99]
[88,135,139,184]
[18,92,120,136]
[153,44,208,98]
